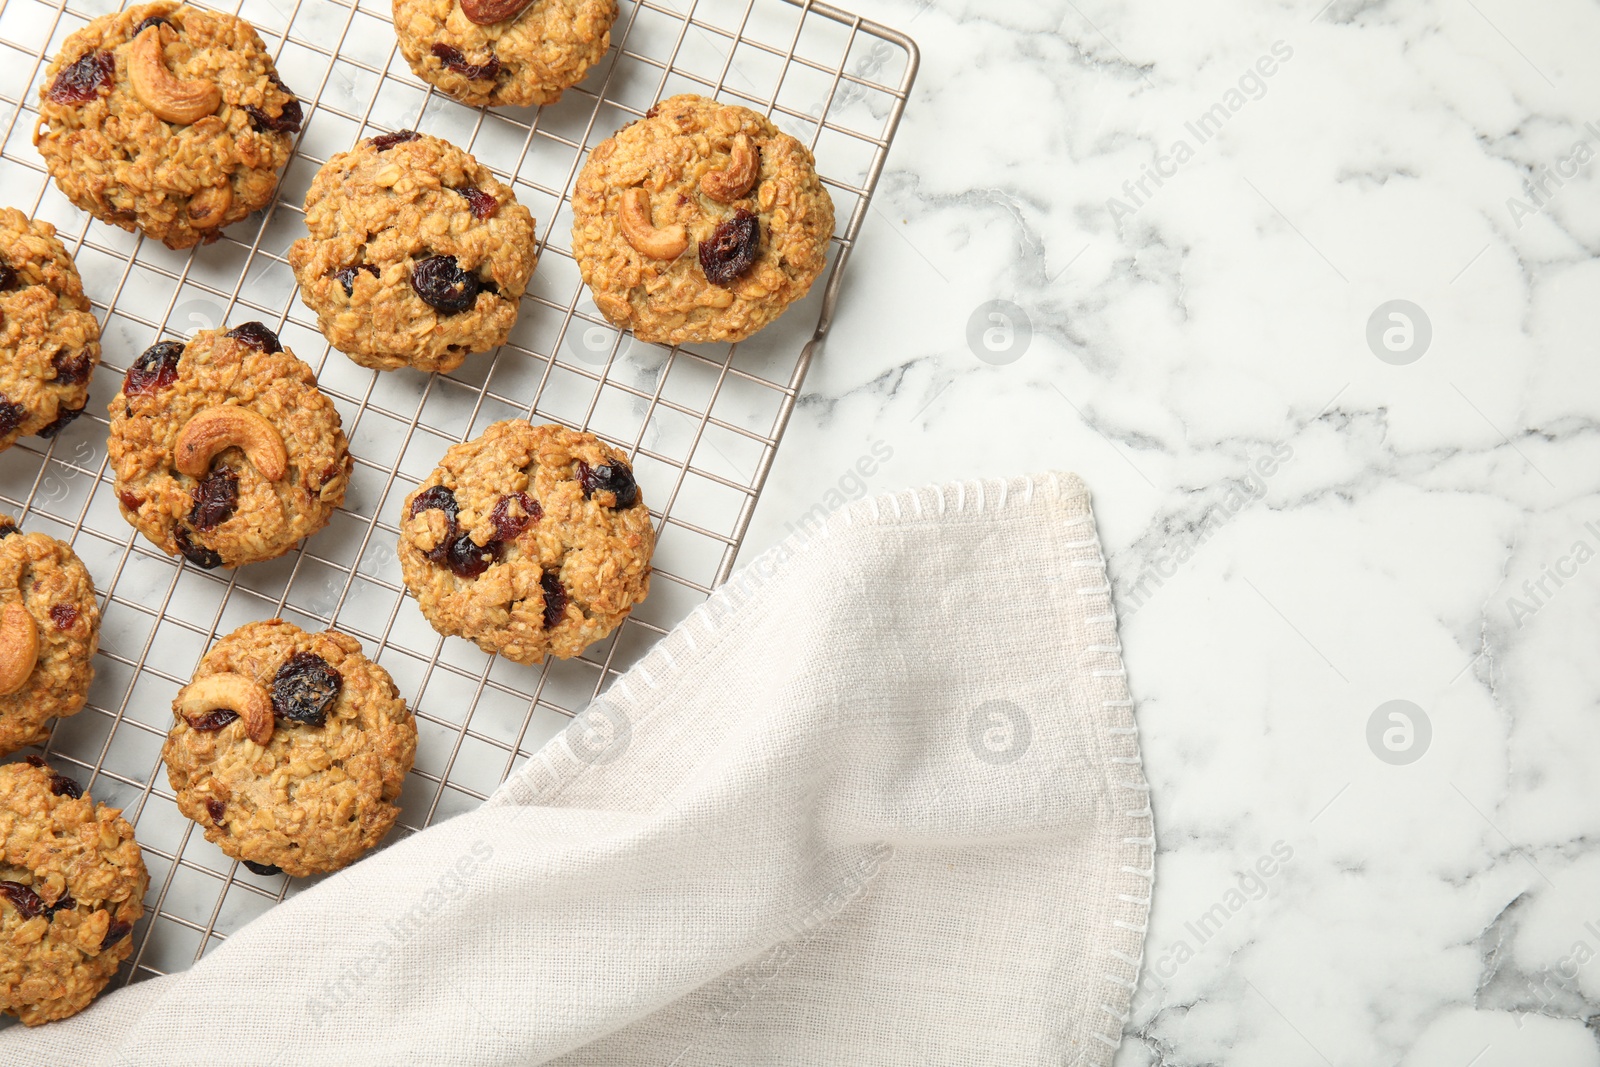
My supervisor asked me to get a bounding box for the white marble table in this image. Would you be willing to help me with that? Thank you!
[739,1,1600,1063]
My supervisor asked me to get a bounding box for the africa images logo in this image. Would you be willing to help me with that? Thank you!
[1503,521,1600,628]
[1505,120,1600,230]
[1106,41,1294,222]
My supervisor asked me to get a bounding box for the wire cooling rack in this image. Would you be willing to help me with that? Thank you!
[0,0,917,993]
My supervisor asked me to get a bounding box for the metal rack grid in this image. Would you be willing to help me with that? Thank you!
[0,0,917,993]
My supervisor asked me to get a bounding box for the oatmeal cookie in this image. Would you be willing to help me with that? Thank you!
[287,131,538,373]
[107,322,352,570]
[33,2,302,250]
[0,757,147,1026]
[163,620,416,877]
[399,421,652,663]
[571,94,833,345]
[0,209,101,450]
[0,519,101,758]
[393,0,618,109]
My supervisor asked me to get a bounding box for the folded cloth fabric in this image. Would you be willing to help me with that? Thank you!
[0,472,1153,1066]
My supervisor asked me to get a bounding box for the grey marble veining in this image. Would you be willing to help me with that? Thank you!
[739,0,1600,1063]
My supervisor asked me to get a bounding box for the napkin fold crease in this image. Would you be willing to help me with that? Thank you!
[0,471,1153,1066]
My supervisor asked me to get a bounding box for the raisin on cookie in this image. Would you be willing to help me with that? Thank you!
[287,131,537,374]
[393,0,618,109]
[107,322,352,570]
[0,518,101,758]
[33,2,302,250]
[0,208,101,451]
[571,94,834,346]
[399,421,652,663]
[0,757,147,1026]
[163,620,417,878]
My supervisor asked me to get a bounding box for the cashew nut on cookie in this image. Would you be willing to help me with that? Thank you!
[176,673,274,745]
[620,188,689,260]
[174,406,287,482]
[700,135,759,204]
[0,602,39,696]
[128,25,221,126]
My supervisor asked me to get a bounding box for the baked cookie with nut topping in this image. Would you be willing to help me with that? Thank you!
[0,518,101,758]
[107,322,352,570]
[163,620,416,877]
[287,131,537,374]
[399,421,652,663]
[33,2,302,250]
[0,209,101,450]
[571,94,834,346]
[393,0,617,109]
[0,756,147,1026]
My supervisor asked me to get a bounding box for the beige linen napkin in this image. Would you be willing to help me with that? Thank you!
[0,472,1153,1066]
